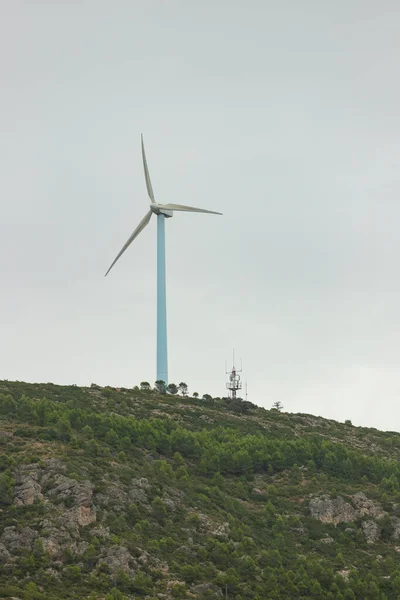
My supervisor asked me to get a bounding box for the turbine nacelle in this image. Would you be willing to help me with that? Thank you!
[150,203,173,218]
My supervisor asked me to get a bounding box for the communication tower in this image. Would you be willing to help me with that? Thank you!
[225,350,242,399]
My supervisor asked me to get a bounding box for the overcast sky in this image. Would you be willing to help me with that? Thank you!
[1,1,400,432]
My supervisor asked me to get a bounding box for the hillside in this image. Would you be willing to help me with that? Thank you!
[1,381,400,599]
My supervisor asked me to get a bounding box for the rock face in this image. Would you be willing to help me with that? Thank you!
[0,526,39,551]
[14,465,44,506]
[309,492,389,544]
[46,474,93,507]
[13,460,94,510]
[0,458,149,575]
[0,459,99,562]
[90,525,111,540]
[352,492,385,519]
[362,520,381,544]
[60,505,97,529]
[41,537,63,558]
[309,496,358,524]
[68,541,89,556]
[39,517,91,559]
[309,493,386,525]
[99,545,137,575]
[94,475,150,509]
[96,484,128,508]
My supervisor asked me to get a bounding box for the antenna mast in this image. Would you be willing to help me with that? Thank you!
[226,349,242,399]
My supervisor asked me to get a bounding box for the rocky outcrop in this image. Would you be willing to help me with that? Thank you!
[187,511,230,538]
[60,505,96,529]
[39,519,72,558]
[40,518,70,539]
[68,540,89,556]
[94,474,152,510]
[199,414,214,423]
[46,475,93,507]
[1,526,39,551]
[309,496,358,524]
[320,535,334,544]
[163,498,176,511]
[309,493,390,544]
[39,519,91,559]
[99,545,137,575]
[96,483,128,508]
[44,458,67,473]
[213,522,230,538]
[128,477,150,504]
[362,520,381,544]
[13,461,96,510]
[10,458,96,512]
[1,460,101,562]
[14,465,44,506]
[309,493,386,526]
[41,538,62,558]
[91,525,111,540]
[351,492,385,519]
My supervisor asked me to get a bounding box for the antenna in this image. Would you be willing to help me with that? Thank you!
[225,349,242,399]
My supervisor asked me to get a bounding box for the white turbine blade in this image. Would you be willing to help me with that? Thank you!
[161,203,222,215]
[105,210,152,277]
[141,134,155,202]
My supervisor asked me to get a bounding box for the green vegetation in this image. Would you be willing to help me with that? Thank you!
[0,380,400,599]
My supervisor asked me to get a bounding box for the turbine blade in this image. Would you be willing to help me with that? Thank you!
[161,203,222,215]
[141,134,155,202]
[105,210,152,276]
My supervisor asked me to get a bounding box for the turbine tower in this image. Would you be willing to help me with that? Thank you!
[105,135,222,385]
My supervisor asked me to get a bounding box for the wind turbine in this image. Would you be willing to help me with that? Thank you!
[105,135,222,385]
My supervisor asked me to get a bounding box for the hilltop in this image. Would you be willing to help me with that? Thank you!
[1,380,400,599]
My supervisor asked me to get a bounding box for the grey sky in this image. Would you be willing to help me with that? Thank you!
[1,0,400,431]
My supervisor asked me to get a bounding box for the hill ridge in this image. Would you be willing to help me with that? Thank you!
[1,380,400,599]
